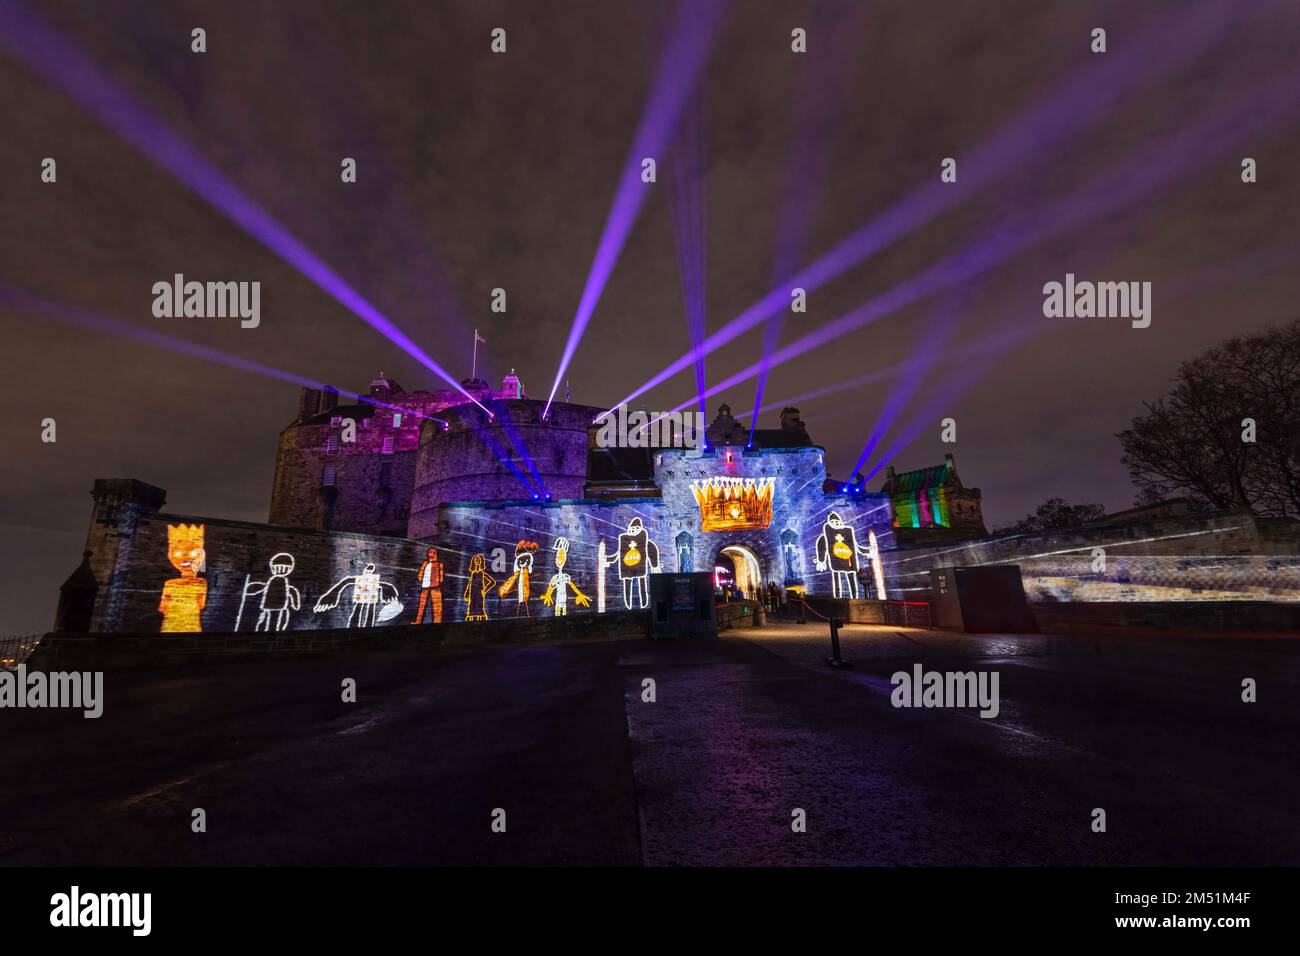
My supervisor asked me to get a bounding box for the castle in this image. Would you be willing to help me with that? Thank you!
[56,369,987,634]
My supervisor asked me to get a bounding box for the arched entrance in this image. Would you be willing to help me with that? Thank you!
[717,544,763,600]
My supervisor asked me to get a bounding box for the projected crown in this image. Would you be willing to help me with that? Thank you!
[690,477,775,532]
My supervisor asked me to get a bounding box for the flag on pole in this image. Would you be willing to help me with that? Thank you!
[476,331,486,344]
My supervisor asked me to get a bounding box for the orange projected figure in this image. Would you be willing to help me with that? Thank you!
[498,540,540,618]
[412,547,444,624]
[159,523,207,632]
[463,553,498,622]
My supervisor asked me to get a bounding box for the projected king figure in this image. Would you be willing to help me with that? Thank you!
[604,517,659,609]
[159,523,207,632]
[814,511,872,599]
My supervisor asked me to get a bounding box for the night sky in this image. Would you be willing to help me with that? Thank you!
[2,0,1297,634]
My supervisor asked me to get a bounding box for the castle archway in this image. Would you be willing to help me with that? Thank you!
[717,544,762,600]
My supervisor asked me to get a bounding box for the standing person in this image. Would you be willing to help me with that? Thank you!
[412,547,444,624]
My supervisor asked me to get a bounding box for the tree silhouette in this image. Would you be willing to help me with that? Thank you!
[1117,319,1300,517]
[994,497,1106,534]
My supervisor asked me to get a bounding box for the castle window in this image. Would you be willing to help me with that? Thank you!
[392,413,402,427]
[382,436,395,455]
[325,433,341,455]
[322,464,337,487]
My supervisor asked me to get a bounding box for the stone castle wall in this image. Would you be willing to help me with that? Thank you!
[408,399,597,538]
[883,510,1300,602]
[79,481,429,634]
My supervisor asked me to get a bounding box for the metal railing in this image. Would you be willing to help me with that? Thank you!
[0,634,42,670]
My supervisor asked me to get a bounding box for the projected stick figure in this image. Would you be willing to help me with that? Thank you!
[498,540,540,618]
[237,552,301,632]
[159,523,206,632]
[412,547,444,624]
[463,553,498,622]
[314,563,402,628]
[604,517,659,609]
[814,511,873,599]
[541,537,591,616]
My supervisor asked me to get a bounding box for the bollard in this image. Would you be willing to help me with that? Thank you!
[798,598,808,624]
[826,617,852,668]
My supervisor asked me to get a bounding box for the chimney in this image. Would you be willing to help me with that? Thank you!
[779,406,803,430]
[298,387,323,421]
[319,385,339,413]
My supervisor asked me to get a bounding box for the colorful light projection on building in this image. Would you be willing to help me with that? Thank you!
[541,537,592,616]
[463,554,498,622]
[868,530,887,600]
[412,547,444,624]
[159,523,206,632]
[690,476,775,532]
[313,563,403,628]
[235,552,301,632]
[813,511,873,599]
[894,484,950,529]
[499,540,540,618]
[602,517,660,610]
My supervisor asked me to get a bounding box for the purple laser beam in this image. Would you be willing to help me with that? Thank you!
[603,0,1261,418]
[645,64,1300,425]
[0,0,489,414]
[542,0,728,418]
[668,91,710,424]
[749,0,868,444]
[0,286,556,495]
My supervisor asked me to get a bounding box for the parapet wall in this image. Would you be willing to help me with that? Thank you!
[884,511,1300,603]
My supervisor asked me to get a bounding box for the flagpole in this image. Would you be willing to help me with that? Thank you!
[472,328,478,381]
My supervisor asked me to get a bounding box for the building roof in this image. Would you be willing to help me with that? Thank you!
[880,454,961,493]
[299,403,377,427]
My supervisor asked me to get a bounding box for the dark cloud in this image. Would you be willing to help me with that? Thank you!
[2,0,1297,632]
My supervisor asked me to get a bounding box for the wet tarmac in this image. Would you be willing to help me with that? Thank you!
[1,623,1296,865]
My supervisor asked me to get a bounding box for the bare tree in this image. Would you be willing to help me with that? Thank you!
[1118,319,1300,517]
[994,498,1106,534]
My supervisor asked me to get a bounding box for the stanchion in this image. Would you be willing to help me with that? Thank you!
[827,616,851,668]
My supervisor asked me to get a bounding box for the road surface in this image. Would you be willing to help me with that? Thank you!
[2,623,1297,865]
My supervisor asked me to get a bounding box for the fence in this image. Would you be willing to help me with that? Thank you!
[0,635,43,670]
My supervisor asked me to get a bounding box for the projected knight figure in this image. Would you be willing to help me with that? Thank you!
[603,516,659,609]
[463,553,497,622]
[814,511,873,599]
[541,537,591,616]
[236,552,301,632]
[159,523,207,632]
[313,562,403,628]
[499,540,540,618]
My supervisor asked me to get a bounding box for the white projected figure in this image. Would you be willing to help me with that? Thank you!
[814,511,873,599]
[603,517,659,609]
[314,562,403,628]
[236,552,301,632]
[541,537,591,616]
